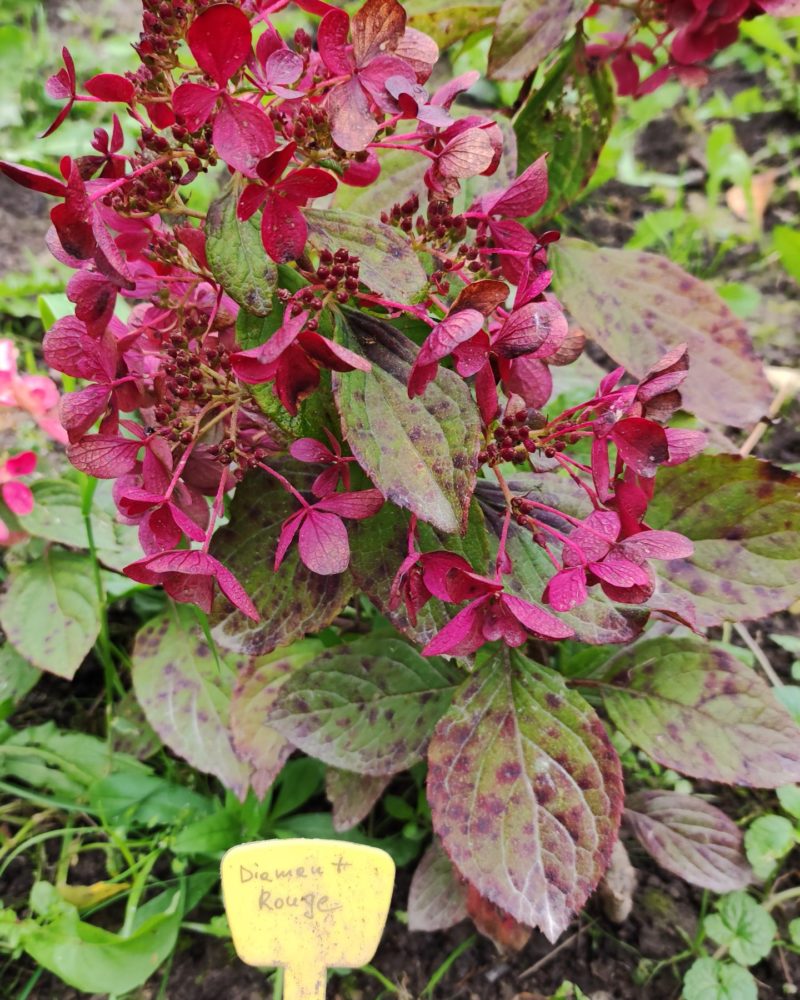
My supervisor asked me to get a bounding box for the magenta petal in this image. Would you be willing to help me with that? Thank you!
[213,96,276,177]
[617,530,694,561]
[2,480,34,517]
[261,195,308,263]
[317,8,353,76]
[67,435,141,478]
[172,82,220,131]
[290,438,334,463]
[589,557,651,589]
[4,451,37,477]
[314,488,384,519]
[502,593,573,639]
[214,558,260,621]
[419,552,475,601]
[298,510,350,575]
[187,4,252,86]
[488,155,549,219]
[542,566,587,612]
[422,598,488,656]
[326,77,379,153]
[275,510,305,570]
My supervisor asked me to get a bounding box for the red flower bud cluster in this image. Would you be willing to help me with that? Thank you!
[0,0,703,651]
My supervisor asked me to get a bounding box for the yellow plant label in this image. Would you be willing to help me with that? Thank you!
[221,838,395,1000]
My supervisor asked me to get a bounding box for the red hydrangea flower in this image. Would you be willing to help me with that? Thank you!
[289,431,355,496]
[0,451,37,524]
[124,549,258,620]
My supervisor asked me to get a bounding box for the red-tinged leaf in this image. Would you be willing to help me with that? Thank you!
[326,76,380,152]
[488,0,589,80]
[351,0,407,65]
[206,191,277,316]
[172,82,219,132]
[187,3,252,86]
[439,128,495,178]
[67,435,141,478]
[84,73,135,103]
[483,155,549,218]
[600,637,800,788]
[550,239,772,427]
[304,208,427,300]
[466,886,532,952]
[212,96,275,177]
[325,768,390,832]
[625,791,752,894]
[210,465,353,656]
[266,636,458,776]
[333,310,481,534]
[317,7,353,75]
[428,651,623,942]
[0,161,66,197]
[408,838,468,932]
[132,605,252,799]
[298,510,350,575]
[230,641,324,798]
[647,455,800,627]
[261,193,307,262]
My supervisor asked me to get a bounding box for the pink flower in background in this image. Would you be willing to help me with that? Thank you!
[0,339,67,444]
[0,451,37,544]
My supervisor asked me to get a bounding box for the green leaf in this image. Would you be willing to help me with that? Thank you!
[230,641,325,798]
[0,643,40,711]
[428,651,623,942]
[132,605,251,799]
[172,809,242,856]
[625,791,751,893]
[777,784,800,821]
[789,918,800,948]
[206,192,277,316]
[744,815,796,880]
[21,890,182,995]
[20,479,140,571]
[304,208,428,301]
[266,636,459,776]
[406,0,500,47]
[683,957,757,1000]
[334,310,481,534]
[488,0,588,81]
[647,455,800,627]
[774,685,800,725]
[773,224,800,285]
[600,638,800,787]
[704,892,776,966]
[550,239,772,427]
[325,767,390,832]
[514,40,614,219]
[88,771,212,828]
[209,464,353,655]
[0,550,102,679]
[407,837,468,932]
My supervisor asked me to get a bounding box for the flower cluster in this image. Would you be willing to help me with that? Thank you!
[1,0,703,653]
[585,0,795,96]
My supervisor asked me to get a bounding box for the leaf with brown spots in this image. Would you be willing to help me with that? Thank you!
[646,455,800,627]
[427,651,623,942]
[265,636,460,776]
[132,605,251,799]
[625,790,752,893]
[406,0,500,47]
[304,209,427,301]
[334,310,481,534]
[0,549,101,680]
[550,239,771,427]
[206,191,277,317]
[599,638,800,787]
[209,464,353,655]
[488,0,589,81]
[230,639,325,799]
[408,837,468,932]
[325,767,390,832]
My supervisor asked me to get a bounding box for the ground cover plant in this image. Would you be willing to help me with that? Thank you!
[1,0,800,996]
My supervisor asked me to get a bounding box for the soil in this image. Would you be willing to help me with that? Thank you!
[1,13,799,1000]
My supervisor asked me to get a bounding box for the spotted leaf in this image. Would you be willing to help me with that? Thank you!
[600,638,800,787]
[408,837,468,932]
[266,636,459,776]
[428,651,623,941]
